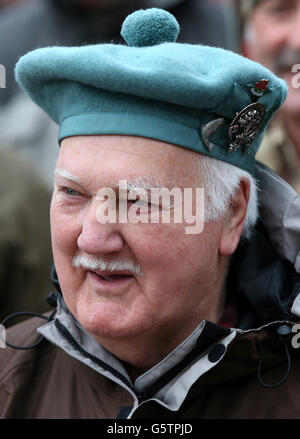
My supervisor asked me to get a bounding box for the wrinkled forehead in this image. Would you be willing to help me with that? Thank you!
[56,135,202,188]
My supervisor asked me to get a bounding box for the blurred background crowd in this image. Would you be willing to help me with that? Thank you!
[0,0,299,321]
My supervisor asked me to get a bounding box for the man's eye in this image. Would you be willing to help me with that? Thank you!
[127,197,150,207]
[264,0,292,14]
[63,187,81,196]
[129,199,148,205]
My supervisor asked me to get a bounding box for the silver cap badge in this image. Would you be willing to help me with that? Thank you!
[228,103,266,154]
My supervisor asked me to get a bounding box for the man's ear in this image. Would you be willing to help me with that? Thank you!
[219,179,250,257]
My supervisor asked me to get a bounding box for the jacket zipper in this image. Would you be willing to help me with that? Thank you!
[54,318,147,402]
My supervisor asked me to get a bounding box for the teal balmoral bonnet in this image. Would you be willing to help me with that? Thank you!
[15,8,287,174]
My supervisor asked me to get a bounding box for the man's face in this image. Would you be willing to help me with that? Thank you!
[50,135,227,359]
[247,0,300,114]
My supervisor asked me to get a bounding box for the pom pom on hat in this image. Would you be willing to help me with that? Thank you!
[121,8,180,47]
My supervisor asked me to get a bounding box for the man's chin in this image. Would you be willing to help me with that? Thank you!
[75,300,147,342]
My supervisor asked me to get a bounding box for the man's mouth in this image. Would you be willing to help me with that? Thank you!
[277,66,294,76]
[86,269,134,286]
[93,272,133,281]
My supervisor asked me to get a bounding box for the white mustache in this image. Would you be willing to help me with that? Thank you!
[275,49,300,71]
[72,253,144,275]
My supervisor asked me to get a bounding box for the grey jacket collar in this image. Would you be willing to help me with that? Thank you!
[38,295,235,414]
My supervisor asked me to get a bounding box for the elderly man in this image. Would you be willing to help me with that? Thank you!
[0,8,300,419]
[243,0,300,193]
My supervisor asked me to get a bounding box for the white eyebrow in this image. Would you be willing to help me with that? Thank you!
[54,169,167,195]
[114,175,166,196]
[55,168,82,185]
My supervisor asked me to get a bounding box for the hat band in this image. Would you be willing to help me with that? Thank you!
[59,112,200,147]
[58,112,255,174]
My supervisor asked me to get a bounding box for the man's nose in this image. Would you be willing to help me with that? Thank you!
[288,5,300,49]
[77,201,124,255]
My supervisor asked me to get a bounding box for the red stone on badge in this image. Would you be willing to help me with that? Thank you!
[251,79,269,97]
[256,79,269,90]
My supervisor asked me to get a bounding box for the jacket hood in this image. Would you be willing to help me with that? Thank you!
[257,161,300,273]
[226,161,300,330]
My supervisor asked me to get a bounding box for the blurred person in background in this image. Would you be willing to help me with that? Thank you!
[0,148,52,322]
[0,0,27,10]
[242,0,300,193]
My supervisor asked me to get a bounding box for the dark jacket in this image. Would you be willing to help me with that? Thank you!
[0,163,300,419]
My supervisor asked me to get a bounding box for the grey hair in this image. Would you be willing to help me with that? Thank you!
[195,155,259,240]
